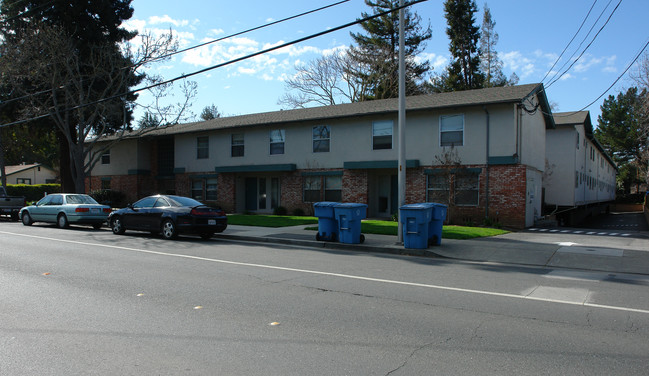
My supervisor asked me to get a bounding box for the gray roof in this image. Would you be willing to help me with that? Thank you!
[553,111,590,126]
[125,83,549,139]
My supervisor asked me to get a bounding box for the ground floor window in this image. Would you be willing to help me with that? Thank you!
[101,179,111,190]
[303,175,342,202]
[454,173,479,206]
[426,175,449,205]
[16,178,31,184]
[191,178,218,202]
[426,169,480,206]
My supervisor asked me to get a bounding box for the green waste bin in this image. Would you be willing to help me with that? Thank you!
[334,203,367,244]
[313,202,339,241]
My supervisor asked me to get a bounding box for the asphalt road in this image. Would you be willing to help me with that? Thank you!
[1,221,648,375]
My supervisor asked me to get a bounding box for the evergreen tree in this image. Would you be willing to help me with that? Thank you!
[595,87,648,192]
[479,3,506,87]
[200,105,222,121]
[348,0,432,100]
[440,0,484,91]
[0,0,142,192]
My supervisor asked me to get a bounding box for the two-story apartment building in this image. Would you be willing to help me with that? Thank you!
[544,111,617,224]
[89,83,555,228]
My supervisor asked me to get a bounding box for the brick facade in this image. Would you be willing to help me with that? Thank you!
[87,163,529,228]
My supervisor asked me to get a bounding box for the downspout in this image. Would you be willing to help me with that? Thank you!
[514,103,520,160]
[483,106,490,219]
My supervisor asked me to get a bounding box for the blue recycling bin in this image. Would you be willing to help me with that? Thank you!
[399,204,434,249]
[313,202,339,241]
[428,203,447,246]
[334,203,367,244]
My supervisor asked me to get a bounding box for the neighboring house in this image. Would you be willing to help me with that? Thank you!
[89,83,555,228]
[544,111,617,224]
[5,163,58,185]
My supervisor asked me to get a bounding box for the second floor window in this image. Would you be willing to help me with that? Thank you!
[231,133,244,157]
[372,120,393,150]
[270,129,285,155]
[440,114,464,147]
[313,125,330,153]
[197,136,209,159]
[101,150,110,164]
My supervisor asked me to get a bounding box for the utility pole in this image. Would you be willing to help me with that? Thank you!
[397,0,406,243]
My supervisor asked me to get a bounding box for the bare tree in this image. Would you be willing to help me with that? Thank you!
[278,50,367,109]
[0,24,195,193]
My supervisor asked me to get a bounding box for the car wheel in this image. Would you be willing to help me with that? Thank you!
[200,232,214,240]
[11,212,19,222]
[161,219,178,240]
[57,214,69,229]
[21,212,33,226]
[92,223,103,230]
[111,216,125,235]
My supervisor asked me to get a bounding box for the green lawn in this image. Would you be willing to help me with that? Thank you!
[227,214,318,227]
[227,214,508,239]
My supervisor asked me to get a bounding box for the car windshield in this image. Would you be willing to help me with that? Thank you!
[66,194,99,205]
[167,196,203,207]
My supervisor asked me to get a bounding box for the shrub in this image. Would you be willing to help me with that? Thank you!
[273,206,288,216]
[292,208,305,216]
[6,184,61,202]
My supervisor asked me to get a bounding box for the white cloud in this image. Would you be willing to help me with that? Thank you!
[502,51,536,78]
[574,54,603,73]
[122,19,146,32]
[149,15,189,27]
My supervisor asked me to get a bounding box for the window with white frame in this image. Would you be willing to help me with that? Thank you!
[231,133,244,157]
[454,172,479,206]
[372,120,393,150]
[191,178,218,201]
[101,150,110,164]
[197,136,209,159]
[440,114,464,147]
[16,178,31,184]
[426,174,449,204]
[303,175,342,202]
[270,130,285,155]
[303,176,321,203]
[313,125,330,153]
[191,180,204,200]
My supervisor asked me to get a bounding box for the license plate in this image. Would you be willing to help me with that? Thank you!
[208,219,216,225]
[91,208,100,214]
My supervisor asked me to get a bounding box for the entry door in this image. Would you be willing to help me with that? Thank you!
[245,177,280,213]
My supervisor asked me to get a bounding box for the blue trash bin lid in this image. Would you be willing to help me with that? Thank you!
[313,201,339,208]
[400,203,433,210]
[334,203,367,208]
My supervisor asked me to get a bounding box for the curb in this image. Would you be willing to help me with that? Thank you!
[214,233,445,259]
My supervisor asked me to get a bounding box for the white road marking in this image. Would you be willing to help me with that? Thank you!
[3,230,649,315]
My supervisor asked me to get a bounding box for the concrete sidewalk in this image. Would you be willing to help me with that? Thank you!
[215,224,649,276]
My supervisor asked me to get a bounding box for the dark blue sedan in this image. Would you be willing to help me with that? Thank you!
[108,195,227,240]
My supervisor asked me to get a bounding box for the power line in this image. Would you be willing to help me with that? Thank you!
[0,0,351,107]
[554,36,649,118]
[0,0,428,129]
[539,0,599,84]
[545,0,622,89]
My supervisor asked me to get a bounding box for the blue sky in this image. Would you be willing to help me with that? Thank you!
[124,0,649,125]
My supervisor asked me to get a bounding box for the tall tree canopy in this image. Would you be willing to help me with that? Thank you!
[0,0,141,192]
[348,0,432,100]
[435,0,484,92]
[0,0,184,193]
[595,87,648,192]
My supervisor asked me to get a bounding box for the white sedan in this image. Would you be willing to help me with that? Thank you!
[19,193,111,229]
